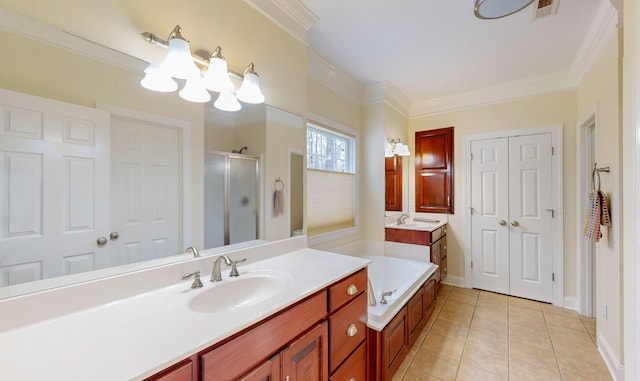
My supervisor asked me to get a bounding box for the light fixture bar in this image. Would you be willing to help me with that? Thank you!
[141,32,243,79]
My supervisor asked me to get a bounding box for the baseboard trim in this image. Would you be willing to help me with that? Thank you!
[441,276,465,288]
[563,296,578,311]
[598,335,625,380]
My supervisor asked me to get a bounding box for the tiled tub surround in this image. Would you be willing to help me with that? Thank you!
[0,237,370,380]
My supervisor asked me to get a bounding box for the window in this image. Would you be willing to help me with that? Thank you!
[306,122,357,235]
[307,124,355,173]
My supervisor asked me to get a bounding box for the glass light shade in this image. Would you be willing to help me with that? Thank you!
[140,64,178,92]
[160,37,200,80]
[384,141,394,157]
[214,92,241,112]
[474,0,535,19]
[202,57,234,93]
[236,72,265,104]
[179,77,211,103]
[395,143,411,156]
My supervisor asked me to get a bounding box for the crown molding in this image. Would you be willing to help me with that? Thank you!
[307,49,365,103]
[363,82,411,117]
[243,0,318,46]
[0,8,146,73]
[409,70,578,117]
[572,0,619,84]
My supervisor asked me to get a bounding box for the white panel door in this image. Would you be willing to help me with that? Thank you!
[470,133,553,302]
[110,117,181,264]
[0,89,110,285]
[508,134,553,302]
[470,138,510,294]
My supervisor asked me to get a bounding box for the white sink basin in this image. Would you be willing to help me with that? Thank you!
[187,271,292,314]
[386,221,440,231]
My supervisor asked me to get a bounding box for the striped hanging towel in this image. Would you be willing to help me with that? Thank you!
[583,190,611,241]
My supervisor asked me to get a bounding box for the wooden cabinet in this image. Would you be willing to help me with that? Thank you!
[385,224,448,285]
[146,359,195,381]
[385,156,402,211]
[415,127,454,214]
[282,323,329,381]
[368,274,437,381]
[145,269,368,381]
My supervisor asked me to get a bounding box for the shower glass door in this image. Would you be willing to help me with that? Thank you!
[204,152,259,249]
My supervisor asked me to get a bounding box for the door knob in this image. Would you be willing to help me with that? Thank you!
[96,236,108,246]
[109,231,119,240]
[511,220,519,227]
[499,220,507,226]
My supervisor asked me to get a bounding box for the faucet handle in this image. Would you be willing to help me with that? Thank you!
[182,270,203,288]
[229,258,247,277]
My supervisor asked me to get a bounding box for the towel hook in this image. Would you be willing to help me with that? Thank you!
[275,177,285,191]
[592,163,610,191]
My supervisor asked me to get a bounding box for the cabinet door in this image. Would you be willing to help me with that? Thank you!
[430,240,442,283]
[240,354,281,381]
[415,127,454,214]
[407,287,425,347]
[385,156,402,211]
[382,307,408,380]
[282,322,329,381]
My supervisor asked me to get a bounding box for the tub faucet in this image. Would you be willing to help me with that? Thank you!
[380,291,393,304]
[210,255,246,282]
[397,213,409,225]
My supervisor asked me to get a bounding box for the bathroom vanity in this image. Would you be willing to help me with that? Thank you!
[385,221,448,285]
[0,238,370,381]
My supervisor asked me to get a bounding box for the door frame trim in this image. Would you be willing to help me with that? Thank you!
[96,103,192,249]
[463,125,564,306]
[576,106,598,317]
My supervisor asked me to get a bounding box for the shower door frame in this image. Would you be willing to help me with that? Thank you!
[205,151,261,246]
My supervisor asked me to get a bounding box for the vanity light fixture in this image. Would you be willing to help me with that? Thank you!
[385,139,411,157]
[140,25,265,112]
[474,0,536,19]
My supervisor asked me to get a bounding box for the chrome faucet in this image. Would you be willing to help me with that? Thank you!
[397,213,409,225]
[182,270,203,288]
[185,246,200,258]
[210,255,247,282]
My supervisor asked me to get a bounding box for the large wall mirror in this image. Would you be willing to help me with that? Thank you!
[0,11,305,299]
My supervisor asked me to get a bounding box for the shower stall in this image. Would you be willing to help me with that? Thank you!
[204,152,260,249]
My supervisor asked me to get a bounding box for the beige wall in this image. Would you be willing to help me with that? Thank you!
[408,91,578,297]
[577,31,622,362]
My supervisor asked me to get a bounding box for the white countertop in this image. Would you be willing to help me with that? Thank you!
[385,219,447,232]
[0,248,369,380]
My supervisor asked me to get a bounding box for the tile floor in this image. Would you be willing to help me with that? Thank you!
[391,285,612,381]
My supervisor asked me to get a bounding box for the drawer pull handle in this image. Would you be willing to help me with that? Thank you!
[347,284,358,295]
[347,323,358,337]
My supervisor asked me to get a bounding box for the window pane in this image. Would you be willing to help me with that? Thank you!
[306,124,355,173]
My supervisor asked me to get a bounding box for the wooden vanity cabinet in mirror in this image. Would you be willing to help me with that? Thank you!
[415,127,454,214]
[385,156,403,211]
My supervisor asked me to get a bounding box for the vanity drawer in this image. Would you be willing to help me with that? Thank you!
[328,268,367,312]
[329,292,367,373]
[330,341,367,381]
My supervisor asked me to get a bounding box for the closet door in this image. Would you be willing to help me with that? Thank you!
[508,134,553,302]
[470,138,510,295]
[470,133,554,303]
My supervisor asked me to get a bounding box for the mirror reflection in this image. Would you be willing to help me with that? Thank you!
[0,18,304,298]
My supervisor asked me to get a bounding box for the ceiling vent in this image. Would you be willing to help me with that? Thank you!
[533,0,559,20]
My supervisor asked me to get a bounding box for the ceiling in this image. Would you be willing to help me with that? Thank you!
[302,0,615,108]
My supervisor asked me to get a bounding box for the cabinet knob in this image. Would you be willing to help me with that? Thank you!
[347,323,358,337]
[346,284,358,296]
[349,378,356,381]
[511,220,519,227]
[96,236,108,246]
